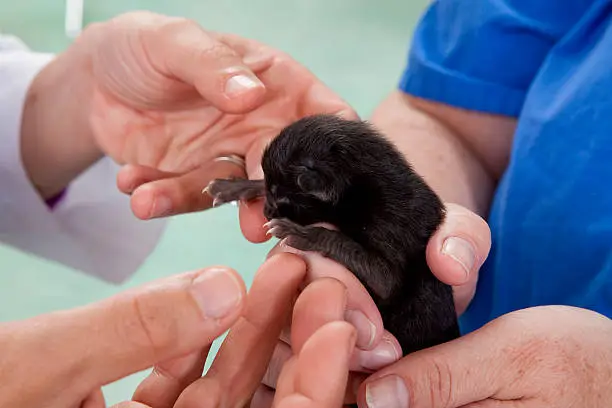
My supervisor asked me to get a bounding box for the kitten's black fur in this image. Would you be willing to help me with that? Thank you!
[206,114,459,356]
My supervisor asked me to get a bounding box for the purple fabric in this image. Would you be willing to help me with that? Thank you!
[45,189,66,209]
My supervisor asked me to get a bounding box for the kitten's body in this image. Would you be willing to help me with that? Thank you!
[207,114,459,355]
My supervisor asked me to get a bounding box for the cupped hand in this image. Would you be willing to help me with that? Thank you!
[77,11,356,219]
[358,305,612,408]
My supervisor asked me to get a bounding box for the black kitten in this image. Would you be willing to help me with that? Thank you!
[205,114,459,355]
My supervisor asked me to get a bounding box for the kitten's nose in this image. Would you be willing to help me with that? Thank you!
[263,200,276,219]
[264,197,291,219]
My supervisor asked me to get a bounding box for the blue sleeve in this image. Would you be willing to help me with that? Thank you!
[400,0,593,116]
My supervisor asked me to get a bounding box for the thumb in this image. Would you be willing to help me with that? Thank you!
[358,328,507,408]
[140,13,268,113]
[426,203,491,314]
[8,266,246,394]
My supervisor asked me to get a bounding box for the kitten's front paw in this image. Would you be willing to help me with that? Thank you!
[264,218,305,239]
[203,178,264,207]
[204,179,236,207]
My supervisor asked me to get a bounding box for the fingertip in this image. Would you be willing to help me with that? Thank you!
[351,331,401,372]
[239,199,270,243]
[264,252,309,278]
[116,165,137,194]
[130,184,157,220]
[426,239,473,286]
[190,265,248,320]
[196,71,267,114]
[426,203,491,286]
[117,165,177,196]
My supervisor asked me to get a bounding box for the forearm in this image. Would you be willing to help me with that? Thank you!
[20,41,102,200]
[370,91,515,217]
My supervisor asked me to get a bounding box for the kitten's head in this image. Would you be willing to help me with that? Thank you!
[261,114,363,223]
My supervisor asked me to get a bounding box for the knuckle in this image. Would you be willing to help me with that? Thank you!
[192,42,239,66]
[416,357,456,408]
[123,295,179,357]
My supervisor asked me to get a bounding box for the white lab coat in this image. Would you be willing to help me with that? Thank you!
[0,35,166,283]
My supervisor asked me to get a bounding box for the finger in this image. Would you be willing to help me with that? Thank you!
[426,203,491,314]
[111,403,151,408]
[146,18,267,113]
[270,245,387,351]
[262,341,293,389]
[358,328,507,408]
[215,31,357,123]
[274,357,298,404]
[6,266,247,396]
[130,159,246,219]
[239,136,272,243]
[239,198,270,243]
[350,331,401,373]
[344,373,368,405]
[175,253,307,408]
[80,389,105,408]
[131,347,210,408]
[276,322,356,408]
[251,385,276,408]
[291,275,399,371]
[116,165,177,195]
[260,338,384,402]
[290,278,348,353]
[301,81,358,121]
[172,377,222,408]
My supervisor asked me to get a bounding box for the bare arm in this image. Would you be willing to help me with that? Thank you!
[20,43,101,200]
[370,90,516,217]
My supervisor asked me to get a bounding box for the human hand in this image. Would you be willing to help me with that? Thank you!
[22,10,355,211]
[0,264,248,408]
[359,305,612,408]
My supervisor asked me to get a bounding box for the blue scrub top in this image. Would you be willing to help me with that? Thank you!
[399,0,612,333]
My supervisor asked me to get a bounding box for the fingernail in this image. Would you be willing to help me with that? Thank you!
[345,310,376,349]
[441,237,475,280]
[190,268,243,319]
[225,74,263,97]
[359,338,401,371]
[150,195,172,218]
[366,375,410,408]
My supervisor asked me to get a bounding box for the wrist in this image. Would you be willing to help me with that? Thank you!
[20,38,103,200]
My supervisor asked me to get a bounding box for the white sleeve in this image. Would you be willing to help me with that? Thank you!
[0,35,166,284]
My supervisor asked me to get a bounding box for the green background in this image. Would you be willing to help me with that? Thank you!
[0,0,428,404]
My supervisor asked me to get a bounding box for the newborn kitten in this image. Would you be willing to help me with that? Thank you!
[205,114,459,356]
